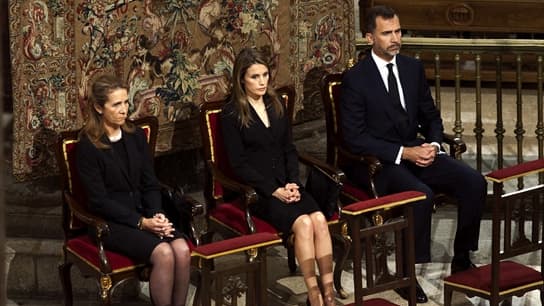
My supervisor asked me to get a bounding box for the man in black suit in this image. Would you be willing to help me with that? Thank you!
[340,5,486,303]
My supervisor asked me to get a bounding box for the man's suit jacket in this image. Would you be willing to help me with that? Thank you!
[340,53,444,164]
[76,127,162,228]
[220,96,301,197]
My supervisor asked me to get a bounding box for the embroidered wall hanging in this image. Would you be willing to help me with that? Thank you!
[9,0,355,181]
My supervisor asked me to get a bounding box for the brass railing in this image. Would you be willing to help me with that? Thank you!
[356,37,544,186]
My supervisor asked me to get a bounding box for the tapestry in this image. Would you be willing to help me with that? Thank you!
[9,1,78,181]
[290,0,355,118]
[9,0,355,181]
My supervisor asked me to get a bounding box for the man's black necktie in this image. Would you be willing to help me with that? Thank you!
[387,63,404,111]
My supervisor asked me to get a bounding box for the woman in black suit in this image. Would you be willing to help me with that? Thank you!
[76,75,191,306]
[220,48,336,306]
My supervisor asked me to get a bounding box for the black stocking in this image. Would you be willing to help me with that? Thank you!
[170,238,191,306]
[149,243,174,306]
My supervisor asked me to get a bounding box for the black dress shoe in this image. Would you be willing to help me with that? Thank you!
[451,258,477,274]
[394,281,428,303]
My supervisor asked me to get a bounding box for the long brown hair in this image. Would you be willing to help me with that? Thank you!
[231,47,283,128]
[80,74,134,149]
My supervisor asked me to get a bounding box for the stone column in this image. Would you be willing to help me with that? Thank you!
[4,246,16,305]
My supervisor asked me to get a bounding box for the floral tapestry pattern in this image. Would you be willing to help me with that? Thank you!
[9,0,354,181]
[290,0,355,116]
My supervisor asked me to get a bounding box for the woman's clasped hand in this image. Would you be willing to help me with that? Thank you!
[272,183,301,204]
[141,213,176,239]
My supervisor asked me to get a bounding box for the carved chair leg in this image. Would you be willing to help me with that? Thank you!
[287,244,297,274]
[332,232,351,299]
[99,274,113,306]
[256,248,269,306]
[192,271,202,306]
[200,265,212,306]
[501,296,512,306]
[443,286,452,306]
[58,261,73,306]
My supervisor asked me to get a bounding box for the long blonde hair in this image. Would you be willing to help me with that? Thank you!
[80,74,134,149]
[231,48,283,127]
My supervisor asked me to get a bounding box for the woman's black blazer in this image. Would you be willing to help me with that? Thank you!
[220,97,301,197]
[76,127,162,228]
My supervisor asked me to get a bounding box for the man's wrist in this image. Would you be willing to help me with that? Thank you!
[430,142,441,154]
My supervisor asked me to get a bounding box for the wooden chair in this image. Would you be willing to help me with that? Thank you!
[56,116,179,305]
[321,72,467,205]
[443,159,544,306]
[198,85,352,298]
[190,232,281,306]
[343,191,427,306]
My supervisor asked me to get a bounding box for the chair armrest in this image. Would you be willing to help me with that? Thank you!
[182,193,205,218]
[63,191,114,273]
[207,161,259,206]
[298,151,346,184]
[63,191,110,237]
[442,133,467,159]
[161,184,205,245]
[207,160,259,233]
[160,184,204,217]
[299,152,346,217]
[181,194,204,246]
[334,143,382,198]
[341,191,426,216]
[485,159,544,183]
[335,144,382,177]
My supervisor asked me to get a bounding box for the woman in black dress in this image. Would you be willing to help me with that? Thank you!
[76,75,191,306]
[220,48,337,306]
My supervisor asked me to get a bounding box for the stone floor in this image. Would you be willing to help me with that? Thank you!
[7,200,542,306]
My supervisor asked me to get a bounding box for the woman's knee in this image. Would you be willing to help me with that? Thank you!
[151,242,175,265]
[293,215,314,236]
[310,212,329,234]
[171,239,191,259]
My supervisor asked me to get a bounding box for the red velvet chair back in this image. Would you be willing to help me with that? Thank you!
[199,100,239,203]
[58,131,88,235]
[321,73,345,167]
[321,73,372,202]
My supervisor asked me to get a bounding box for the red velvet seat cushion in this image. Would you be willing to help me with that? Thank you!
[346,298,399,306]
[486,159,544,182]
[209,200,278,234]
[192,232,281,259]
[66,235,144,272]
[342,191,426,215]
[444,260,543,295]
[328,212,340,222]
